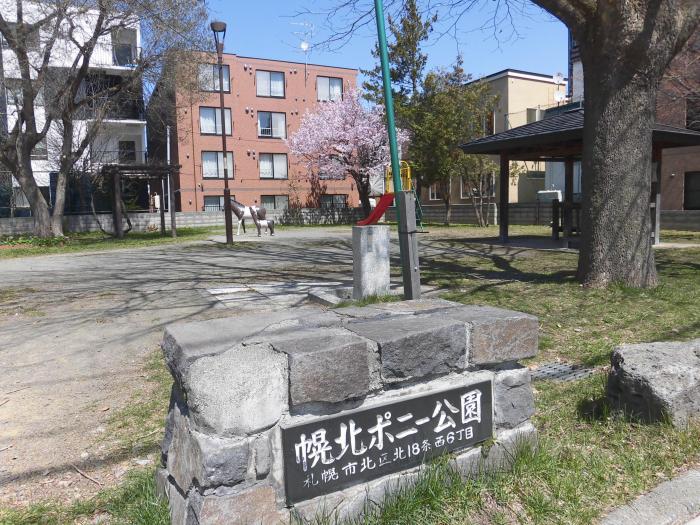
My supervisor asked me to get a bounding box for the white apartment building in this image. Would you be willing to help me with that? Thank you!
[0,1,144,215]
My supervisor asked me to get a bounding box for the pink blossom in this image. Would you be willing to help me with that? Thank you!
[287,89,408,196]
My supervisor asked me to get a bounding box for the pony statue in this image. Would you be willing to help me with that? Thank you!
[230,199,275,236]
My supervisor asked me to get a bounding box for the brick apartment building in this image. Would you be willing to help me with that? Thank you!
[148,54,358,213]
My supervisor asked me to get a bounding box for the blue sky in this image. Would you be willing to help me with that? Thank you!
[208,1,568,83]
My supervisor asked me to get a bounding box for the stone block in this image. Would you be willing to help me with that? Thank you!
[352,225,390,299]
[451,446,484,478]
[168,483,188,525]
[266,327,373,406]
[161,383,187,463]
[345,313,468,382]
[186,343,288,436]
[162,308,327,384]
[154,468,170,501]
[166,410,250,491]
[253,434,272,479]
[188,485,288,525]
[607,339,700,426]
[494,368,535,430]
[485,422,538,472]
[439,305,538,365]
[368,298,461,315]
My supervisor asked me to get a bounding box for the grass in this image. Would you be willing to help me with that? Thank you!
[344,374,700,525]
[0,468,169,525]
[421,235,700,366]
[0,226,226,258]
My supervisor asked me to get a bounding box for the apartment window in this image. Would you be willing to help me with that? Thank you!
[317,76,343,102]
[199,64,230,92]
[260,195,289,210]
[685,172,700,210]
[257,112,286,138]
[118,141,136,163]
[31,138,48,160]
[259,153,288,179]
[429,184,443,201]
[203,195,225,212]
[200,107,232,135]
[256,70,285,98]
[201,151,234,179]
[320,194,347,209]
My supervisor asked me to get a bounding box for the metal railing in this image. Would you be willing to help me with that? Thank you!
[92,42,141,68]
[90,149,147,165]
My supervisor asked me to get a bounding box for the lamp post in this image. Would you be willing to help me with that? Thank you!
[211,21,234,245]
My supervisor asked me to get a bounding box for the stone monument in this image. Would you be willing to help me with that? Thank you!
[352,225,390,299]
[156,299,539,524]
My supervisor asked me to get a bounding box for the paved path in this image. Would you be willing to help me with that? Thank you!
[601,469,700,525]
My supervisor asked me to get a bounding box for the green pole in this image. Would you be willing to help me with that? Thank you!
[374,0,403,197]
[374,0,408,287]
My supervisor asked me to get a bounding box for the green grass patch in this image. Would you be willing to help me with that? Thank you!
[336,294,403,309]
[422,243,700,365]
[0,467,168,525]
[0,226,226,258]
[301,374,700,525]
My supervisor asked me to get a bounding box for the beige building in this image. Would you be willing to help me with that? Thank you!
[423,69,567,205]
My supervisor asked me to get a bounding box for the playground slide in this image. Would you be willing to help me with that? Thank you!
[357,193,394,226]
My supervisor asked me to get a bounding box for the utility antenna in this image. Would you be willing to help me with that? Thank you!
[291,21,314,85]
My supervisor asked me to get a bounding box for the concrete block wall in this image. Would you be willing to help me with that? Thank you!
[157,299,540,524]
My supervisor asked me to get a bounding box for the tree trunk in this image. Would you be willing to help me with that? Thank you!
[358,181,372,218]
[15,158,52,237]
[577,57,658,287]
[444,197,451,225]
[50,170,68,236]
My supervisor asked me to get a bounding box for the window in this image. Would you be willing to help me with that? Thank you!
[260,195,289,210]
[199,64,230,92]
[199,107,232,135]
[685,172,700,210]
[257,111,286,138]
[256,70,285,97]
[317,76,343,102]
[429,184,443,201]
[118,141,136,163]
[460,177,472,200]
[201,151,234,179]
[320,194,347,209]
[203,195,225,212]
[259,153,288,179]
[31,138,48,160]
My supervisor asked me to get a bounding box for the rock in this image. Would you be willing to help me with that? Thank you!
[154,468,170,500]
[352,225,390,300]
[485,422,538,472]
[188,485,288,525]
[494,368,535,430]
[368,298,461,315]
[166,410,250,491]
[439,305,539,365]
[168,482,188,525]
[162,308,325,384]
[161,383,188,463]
[607,339,700,426]
[186,343,288,436]
[253,435,272,479]
[266,327,373,406]
[451,446,484,478]
[345,313,468,382]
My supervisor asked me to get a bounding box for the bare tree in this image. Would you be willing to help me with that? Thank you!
[0,0,208,237]
[300,0,700,288]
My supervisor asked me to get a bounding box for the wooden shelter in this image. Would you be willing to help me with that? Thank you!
[461,109,700,244]
[100,163,180,239]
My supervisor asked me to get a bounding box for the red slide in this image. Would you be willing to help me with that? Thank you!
[357,193,394,226]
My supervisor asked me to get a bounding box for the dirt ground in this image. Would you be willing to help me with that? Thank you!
[0,226,551,507]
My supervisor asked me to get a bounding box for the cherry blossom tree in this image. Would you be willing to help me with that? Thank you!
[287,89,408,217]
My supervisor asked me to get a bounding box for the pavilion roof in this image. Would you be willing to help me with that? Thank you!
[460,109,700,160]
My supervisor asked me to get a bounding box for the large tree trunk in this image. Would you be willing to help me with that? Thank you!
[15,159,52,237]
[443,196,451,225]
[577,47,659,287]
[357,179,372,218]
[50,171,68,236]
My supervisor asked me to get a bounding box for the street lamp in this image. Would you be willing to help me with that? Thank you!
[211,20,234,245]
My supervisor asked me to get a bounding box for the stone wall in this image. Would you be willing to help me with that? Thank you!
[156,299,540,524]
[0,208,364,236]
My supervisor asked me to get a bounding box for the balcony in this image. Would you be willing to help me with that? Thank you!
[92,42,141,69]
[90,149,147,166]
